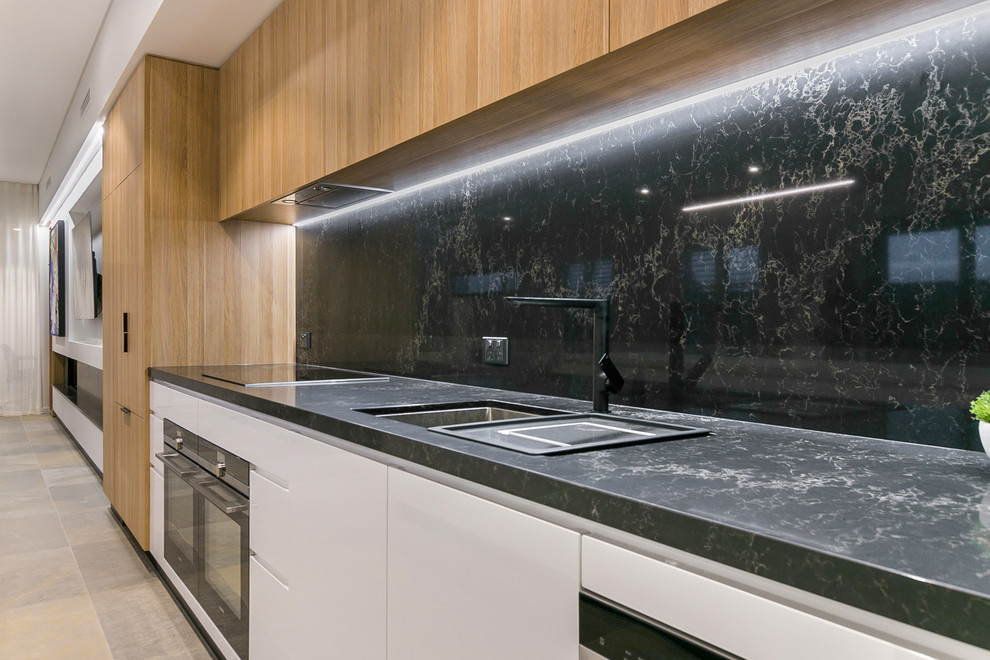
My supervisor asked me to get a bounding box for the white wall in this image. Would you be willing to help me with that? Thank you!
[38,0,164,216]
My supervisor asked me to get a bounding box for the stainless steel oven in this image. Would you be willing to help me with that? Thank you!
[158,420,250,659]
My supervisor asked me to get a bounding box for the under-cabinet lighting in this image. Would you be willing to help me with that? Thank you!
[293,1,990,229]
[681,178,855,213]
[501,216,513,222]
[747,165,762,174]
[638,187,651,196]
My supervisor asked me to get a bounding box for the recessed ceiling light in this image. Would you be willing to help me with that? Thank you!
[12,227,21,232]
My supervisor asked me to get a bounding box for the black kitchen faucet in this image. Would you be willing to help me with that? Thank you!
[505,296,624,413]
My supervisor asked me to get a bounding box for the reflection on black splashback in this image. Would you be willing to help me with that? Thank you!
[298,13,990,451]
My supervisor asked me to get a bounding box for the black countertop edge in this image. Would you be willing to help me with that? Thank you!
[148,367,990,651]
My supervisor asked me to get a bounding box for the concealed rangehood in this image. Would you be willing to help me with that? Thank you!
[229,181,392,225]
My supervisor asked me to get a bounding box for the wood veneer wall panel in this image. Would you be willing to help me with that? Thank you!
[202,220,295,364]
[145,57,219,371]
[609,0,729,51]
[102,59,145,197]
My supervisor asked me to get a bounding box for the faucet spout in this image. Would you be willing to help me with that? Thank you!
[505,296,623,413]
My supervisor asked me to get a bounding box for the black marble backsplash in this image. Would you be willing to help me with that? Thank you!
[298,12,990,451]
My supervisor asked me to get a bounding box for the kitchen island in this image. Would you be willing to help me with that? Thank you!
[149,365,990,658]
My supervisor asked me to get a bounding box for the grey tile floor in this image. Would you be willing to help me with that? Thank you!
[0,415,212,659]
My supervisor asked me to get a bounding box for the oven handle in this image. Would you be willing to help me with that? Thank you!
[156,452,200,477]
[187,473,250,514]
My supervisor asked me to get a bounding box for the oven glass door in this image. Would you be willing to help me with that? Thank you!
[161,453,199,595]
[191,474,250,658]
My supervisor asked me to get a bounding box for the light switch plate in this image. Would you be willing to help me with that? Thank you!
[483,336,509,365]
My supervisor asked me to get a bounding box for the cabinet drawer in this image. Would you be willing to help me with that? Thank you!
[150,382,198,432]
[250,556,293,660]
[582,537,928,660]
[198,398,309,475]
[250,470,291,582]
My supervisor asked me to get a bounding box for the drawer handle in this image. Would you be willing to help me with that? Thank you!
[120,406,131,415]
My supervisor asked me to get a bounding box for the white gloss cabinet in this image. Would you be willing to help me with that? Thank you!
[149,414,164,564]
[582,537,931,660]
[248,471,291,582]
[386,468,580,660]
[275,440,388,660]
[249,556,293,660]
[235,419,388,660]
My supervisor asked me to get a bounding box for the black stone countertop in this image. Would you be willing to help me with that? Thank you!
[150,365,990,651]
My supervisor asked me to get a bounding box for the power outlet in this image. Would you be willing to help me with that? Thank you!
[297,332,312,350]
[483,336,509,365]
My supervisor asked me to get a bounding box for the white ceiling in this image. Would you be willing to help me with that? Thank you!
[0,0,282,187]
[0,0,112,185]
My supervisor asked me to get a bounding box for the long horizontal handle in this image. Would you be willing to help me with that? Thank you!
[157,452,200,477]
[187,474,249,514]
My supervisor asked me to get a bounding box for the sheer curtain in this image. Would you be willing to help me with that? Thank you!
[0,181,45,416]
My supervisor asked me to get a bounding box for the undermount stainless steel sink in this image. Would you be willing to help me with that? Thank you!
[357,401,710,455]
[358,401,563,428]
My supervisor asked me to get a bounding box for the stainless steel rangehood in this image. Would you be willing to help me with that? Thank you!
[229,180,393,224]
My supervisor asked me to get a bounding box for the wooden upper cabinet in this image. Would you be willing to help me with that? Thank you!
[609,0,730,51]
[378,0,609,155]
[103,59,145,197]
[480,0,608,106]
[328,0,389,170]
[219,0,608,219]
[221,0,328,219]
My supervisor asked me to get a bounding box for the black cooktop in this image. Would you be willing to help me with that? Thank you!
[201,364,389,387]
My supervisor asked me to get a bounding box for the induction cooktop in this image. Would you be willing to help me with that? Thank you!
[201,364,389,387]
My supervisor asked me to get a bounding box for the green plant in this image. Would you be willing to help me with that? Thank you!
[972,391,990,423]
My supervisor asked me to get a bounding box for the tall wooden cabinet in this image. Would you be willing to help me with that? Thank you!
[102,56,295,549]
